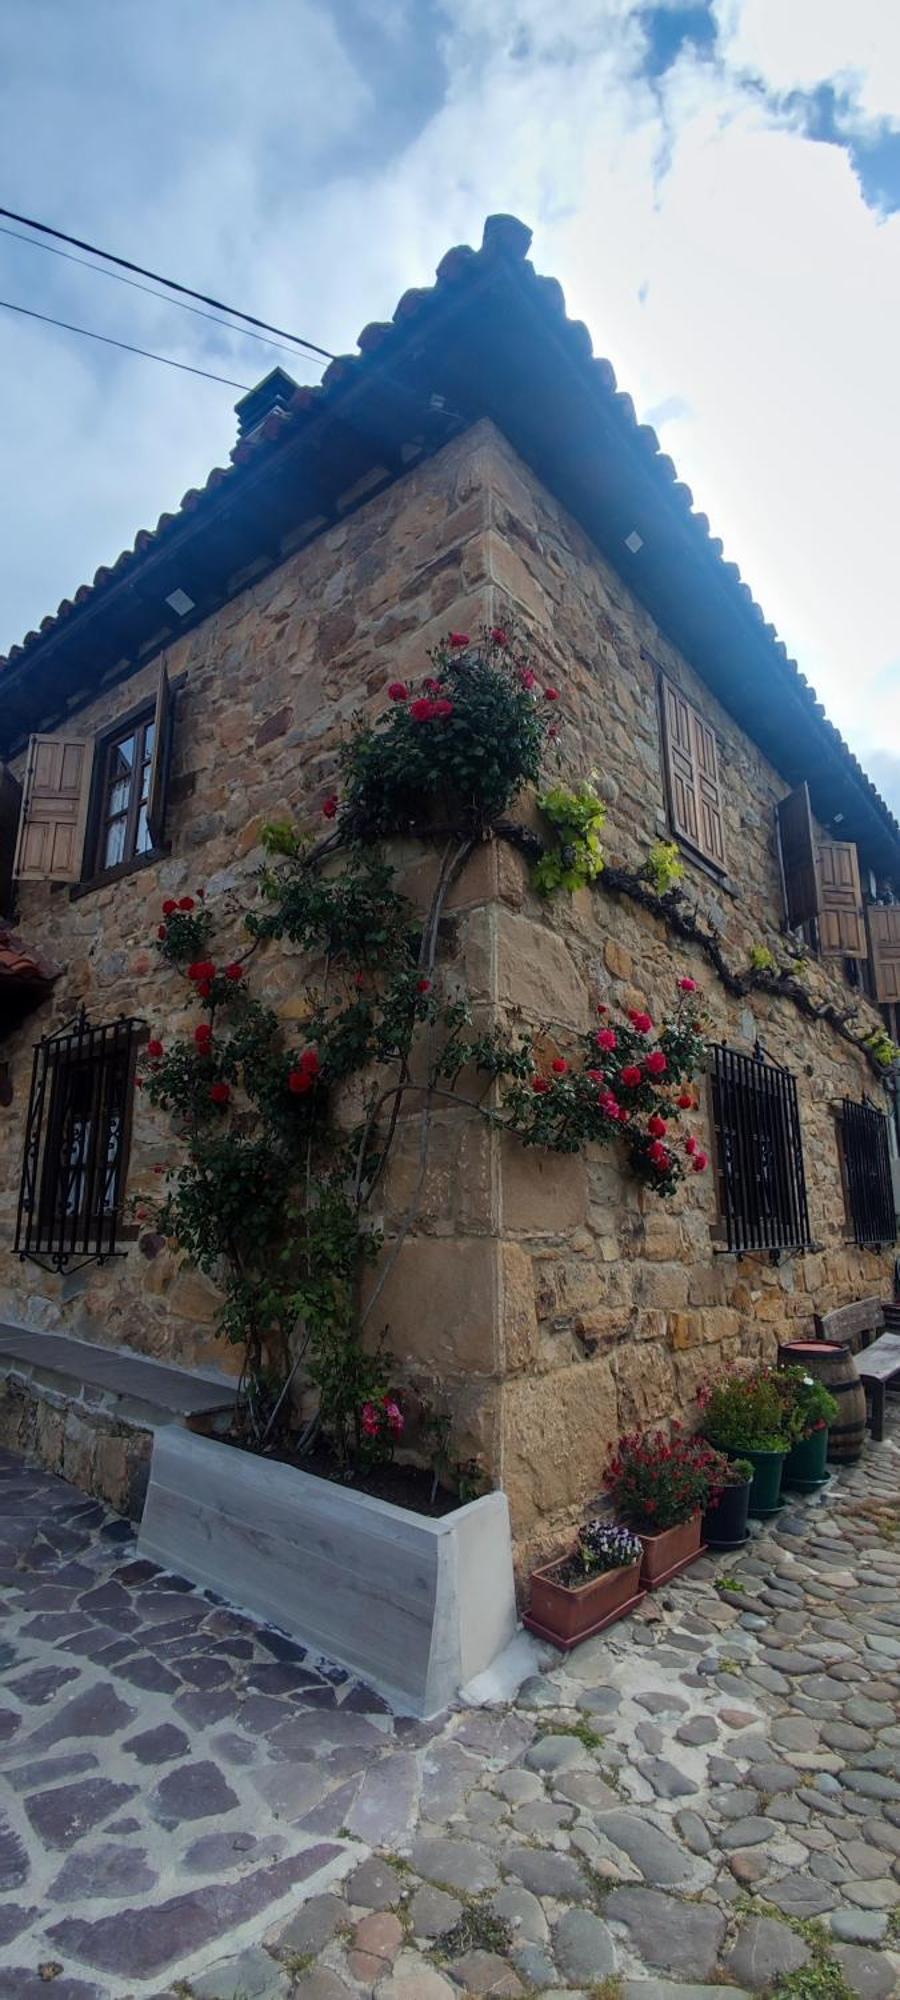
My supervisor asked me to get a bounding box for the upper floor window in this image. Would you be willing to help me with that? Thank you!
[14,1008,142,1271]
[710,1041,812,1255]
[95,710,156,873]
[11,663,173,892]
[659,674,727,874]
[776,781,869,963]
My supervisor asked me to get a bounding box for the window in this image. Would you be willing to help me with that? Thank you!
[14,1009,141,1270]
[659,675,726,873]
[776,782,868,959]
[711,1042,812,1255]
[839,1097,896,1250]
[94,710,156,874]
[13,662,173,889]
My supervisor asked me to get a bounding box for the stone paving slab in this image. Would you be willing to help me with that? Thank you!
[1,1420,900,1998]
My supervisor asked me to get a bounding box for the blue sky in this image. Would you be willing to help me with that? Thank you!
[1,0,898,810]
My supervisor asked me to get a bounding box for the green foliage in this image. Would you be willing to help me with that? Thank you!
[337,628,551,840]
[749,942,776,972]
[643,840,685,893]
[776,1364,838,1442]
[533,782,605,894]
[698,1364,792,1453]
[863,1025,900,1068]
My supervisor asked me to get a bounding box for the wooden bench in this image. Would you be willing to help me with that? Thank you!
[814,1299,900,1443]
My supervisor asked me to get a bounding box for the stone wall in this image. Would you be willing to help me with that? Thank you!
[0,420,893,1563]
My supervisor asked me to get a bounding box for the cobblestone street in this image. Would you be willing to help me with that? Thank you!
[1,1422,898,2000]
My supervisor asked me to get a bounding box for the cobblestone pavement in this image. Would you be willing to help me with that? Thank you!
[1,1422,899,2000]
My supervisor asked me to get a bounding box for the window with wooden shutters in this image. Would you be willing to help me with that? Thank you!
[817,840,868,957]
[869,906,900,1004]
[14,736,93,883]
[86,663,174,881]
[660,675,726,871]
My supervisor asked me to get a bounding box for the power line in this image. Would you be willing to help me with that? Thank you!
[0,204,336,363]
[0,296,253,389]
[0,221,327,369]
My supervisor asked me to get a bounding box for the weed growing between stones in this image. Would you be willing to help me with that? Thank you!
[435,1904,514,1958]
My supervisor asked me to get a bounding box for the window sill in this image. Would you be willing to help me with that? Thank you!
[70,846,169,901]
[673,838,734,897]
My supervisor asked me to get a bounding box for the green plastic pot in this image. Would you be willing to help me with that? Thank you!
[783,1425,829,1493]
[739,1447,786,1518]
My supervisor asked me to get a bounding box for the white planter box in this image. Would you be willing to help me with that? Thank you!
[138,1426,517,1717]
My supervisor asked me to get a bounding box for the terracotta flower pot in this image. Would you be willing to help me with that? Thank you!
[637,1512,703,1589]
[526,1555,644,1649]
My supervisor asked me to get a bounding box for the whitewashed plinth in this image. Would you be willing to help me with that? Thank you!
[138,1425,517,1717]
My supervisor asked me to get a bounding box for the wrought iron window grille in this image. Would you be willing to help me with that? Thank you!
[841,1095,896,1250]
[711,1041,813,1259]
[14,1006,143,1273]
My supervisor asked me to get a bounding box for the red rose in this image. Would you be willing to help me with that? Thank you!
[424,678,444,694]
[161,899,177,916]
[543,687,560,702]
[600,1092,620,1117]
[678,976,697,992]
[188,961,215,982]
[147,1039,163,1059]
[596,1003,608,1015]
[649,1140,671,1170]
[157,925,168,941]
[196,980,212,1001]
[692,1151,709,1173]
[677,1091,693,1109]
[288,1068,312,1094]
[491,627,509,646]
[300,1047,320,1076]
[629,1010,654,1034]
[322,794,338,819]
[685,1136,698,1156]
[448,632,469,648]
[409,698,435,722]
[646,1050,668,1075]
[361,1401,380,1437]
[225,963,243,981]
[597,1028,617,1051]
[432,698,454,718]
[387,681,409,701]
[383,1396,404,1435]
[178,896,195,911]
[518,667,537,691]
[648,1113,667,1138]
[210,1081,230,1105]
[551,1057,568,1075]
[621,1064,643,1088]
[585,1069,605,1085]
[531,1076,550,1094]
[417,977,432,994]
[194,1025,212,1049]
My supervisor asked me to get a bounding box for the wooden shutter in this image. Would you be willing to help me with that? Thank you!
[660,675,726,869]
[0,765,22,916]
[146,663,173,850]
[692,710,726,869]
[777,783,819,929]
[869,906,900,1003]
[13,735,92,883]
[817,839,868,956]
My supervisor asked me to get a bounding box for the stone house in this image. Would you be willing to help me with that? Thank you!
[0,214,898,1567]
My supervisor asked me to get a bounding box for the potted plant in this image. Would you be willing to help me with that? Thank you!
[702,1456,753,1551]
[526,1521,645,1649]
[697,1367,791,1518]
[777,1366,838,1492]
[603,1427,721,1587]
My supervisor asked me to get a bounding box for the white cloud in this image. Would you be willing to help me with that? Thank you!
[1,0,898,818]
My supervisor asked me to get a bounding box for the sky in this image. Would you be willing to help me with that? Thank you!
[0,0,898,812]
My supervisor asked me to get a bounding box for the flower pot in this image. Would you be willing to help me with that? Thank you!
[637,1513,703,1589]
[526,1556,644,1650]
[783,1425,830,1492]
[741,1447,786,1518]
[703,1476,752,1551]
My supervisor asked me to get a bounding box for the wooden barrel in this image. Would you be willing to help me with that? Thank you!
[779,1339,867,1464]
